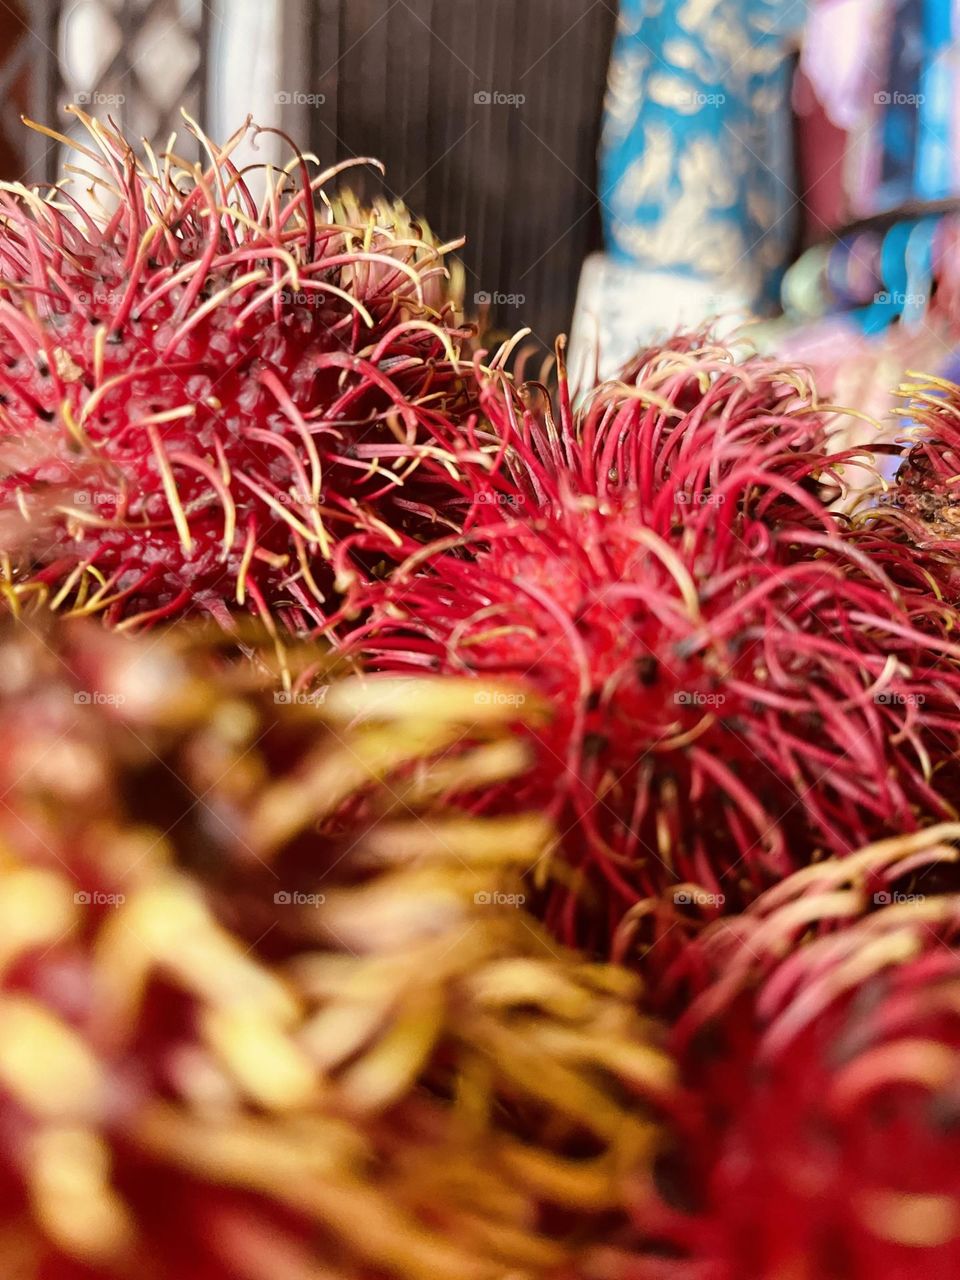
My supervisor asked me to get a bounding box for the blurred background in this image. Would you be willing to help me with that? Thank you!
[4,0,960,399]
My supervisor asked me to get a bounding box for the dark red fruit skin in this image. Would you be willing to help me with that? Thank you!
[0,112,472,630]
[343,343,960,950]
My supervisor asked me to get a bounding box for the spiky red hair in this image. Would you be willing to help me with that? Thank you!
[0,110,470,631]
[342,340,960,949]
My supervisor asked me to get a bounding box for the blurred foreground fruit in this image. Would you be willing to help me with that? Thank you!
[0,619,681,1280]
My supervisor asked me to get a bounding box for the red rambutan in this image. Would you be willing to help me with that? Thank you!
[0,617,682,1280]
[343,340,960,947]
[649,825,960,1280]
[0,110,470,631]
[849,372,960,603]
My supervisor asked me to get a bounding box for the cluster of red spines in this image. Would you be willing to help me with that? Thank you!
[8,103,960,1278]
[0,111,470,630]
[344,342,960,947]
[844,373,960,610]
[637,828,960,1280]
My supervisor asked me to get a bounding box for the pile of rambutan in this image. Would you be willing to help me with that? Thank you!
[345,338,960,946]
[5,114,960,1280]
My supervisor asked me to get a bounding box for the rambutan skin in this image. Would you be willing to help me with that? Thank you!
[649,827,960,1280]
[0,618,682,1280]
[0,111,471,630]
[344,342,960,947]
[848,372,960,605]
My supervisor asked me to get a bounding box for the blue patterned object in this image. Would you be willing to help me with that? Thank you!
[600,0,801,308]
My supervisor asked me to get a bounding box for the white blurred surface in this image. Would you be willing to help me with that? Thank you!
[568,253,750,388]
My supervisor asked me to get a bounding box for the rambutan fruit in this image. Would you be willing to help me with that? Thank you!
[438,336,866,535]
[343,341,960,948]
[0,109,471,632]
[647,825,960,1280]
[0,617,683,1280]
[848,372,960,604]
